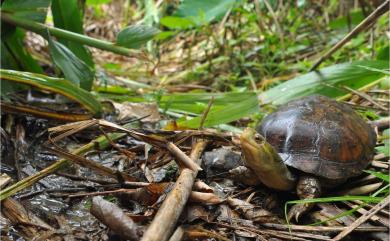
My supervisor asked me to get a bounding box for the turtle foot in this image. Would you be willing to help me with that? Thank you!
[287,203,310,223]
[288,176,321,223]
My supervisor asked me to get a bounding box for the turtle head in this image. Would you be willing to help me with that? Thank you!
[240,127,297,191]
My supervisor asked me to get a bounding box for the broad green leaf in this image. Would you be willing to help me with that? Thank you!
[157,92,255,114]
[1,41,20,70]
[160,16,195,30]
[1,0,46,76]
[260,60,388,105]
[377,45,389,61]
[1,28,43,73]
[0,69,101,115]
[1,28,44,96]
[51,0,94,68]
[48,38,95,90]
[175,0,237,25]
[329,10,364,30]
[95,91,259,128]
[116,25,160,49]
[177,92,259,128]
[1,0,50,23]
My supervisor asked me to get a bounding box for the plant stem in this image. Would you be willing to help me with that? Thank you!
[310,0,389,71]
[1,12,140,57]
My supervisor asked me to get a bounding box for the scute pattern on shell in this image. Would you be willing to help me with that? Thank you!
[257,95,376,180]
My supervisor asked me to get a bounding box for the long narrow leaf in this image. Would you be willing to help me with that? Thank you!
[260,60,388,105]
[364,170,390,183]
[175,0,236,25]
[48,37,95,90]
[286,195,382,205]
[116,25,160,49]
[178,92,259,128]
[1,0,50,23]
[159,92,258,114]
[51,0,94,68]
[95,91,259,128]
[1,28,43,73]
[0,69,101,115]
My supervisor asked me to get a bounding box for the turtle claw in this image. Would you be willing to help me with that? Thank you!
[287,176,321,222]
[287,204,307,223]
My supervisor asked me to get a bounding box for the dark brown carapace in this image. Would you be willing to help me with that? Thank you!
[257,95,376,181]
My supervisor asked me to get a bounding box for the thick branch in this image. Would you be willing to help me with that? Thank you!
[141,140,207,241]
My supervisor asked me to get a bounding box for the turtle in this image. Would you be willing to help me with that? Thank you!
[240,95,377,221]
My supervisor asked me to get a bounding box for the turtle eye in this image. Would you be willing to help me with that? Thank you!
[254,133,265,142]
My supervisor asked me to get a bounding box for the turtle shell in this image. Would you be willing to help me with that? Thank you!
[257,95,376,180]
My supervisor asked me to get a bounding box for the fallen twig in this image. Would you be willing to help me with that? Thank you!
[332,196,390,241]
[141,140,207,241]
[343,86,388,111]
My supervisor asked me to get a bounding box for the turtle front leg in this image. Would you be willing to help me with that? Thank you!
[288,175,321,222]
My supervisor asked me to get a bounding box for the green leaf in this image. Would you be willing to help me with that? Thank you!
[116,25,160,49]
[51,0,94,68]
[86,0,112,5]
[377,45,389,61]
[1,0,47,75]
[260,60,389,105]
[157,92,254,114]
[1,0,50,23]
[160,16,196,30]
[286,195,382,205]
[48,37,95,90]
[177,92,259,128]
[174,0,237,25]
[0,69,101,115]
[376,146,390,157]
[375,128,390,157]
[154,31,176,40]
[1,28,43,73]
[329,10,364,30]
[95,91,259,128]
[364,170,389,183]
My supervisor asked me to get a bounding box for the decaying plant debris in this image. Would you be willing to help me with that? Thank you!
[1,106,389,240]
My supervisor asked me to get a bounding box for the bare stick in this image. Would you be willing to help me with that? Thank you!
[332,196,390,241]
[369,116,390,130]
[343,86,388,111]
[166,142,202,171]
[141,140,207,241]
[168,226,185,241]
[310,0,389,71]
